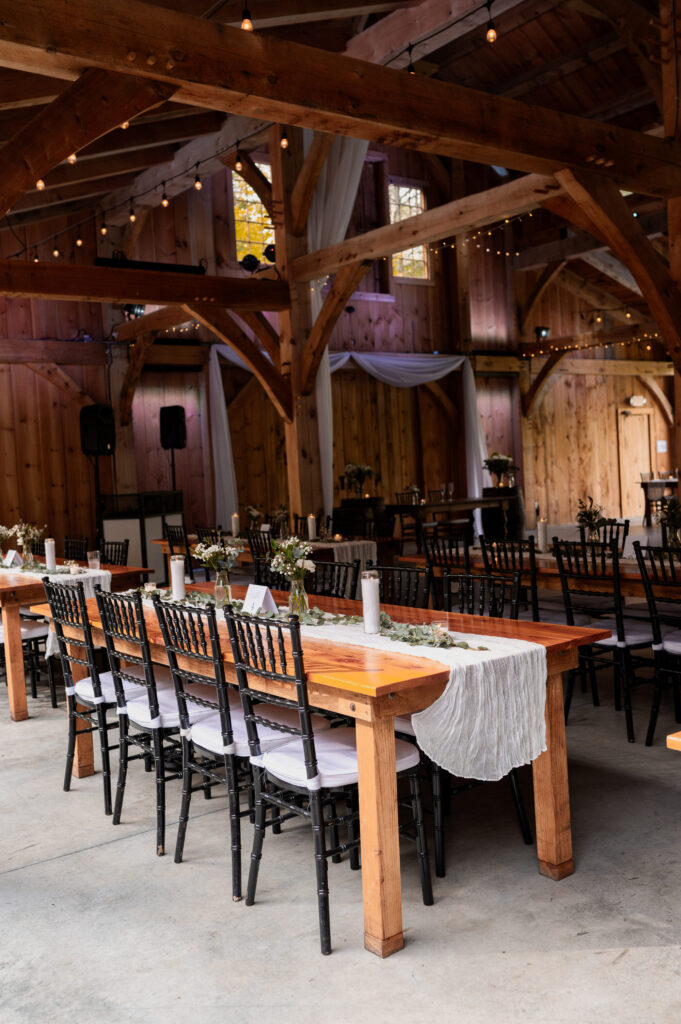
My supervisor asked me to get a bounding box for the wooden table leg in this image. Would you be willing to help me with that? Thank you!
[355,713,404,957]
[67,642,95,778]
[1,602,28,721]
[532,670,574,880]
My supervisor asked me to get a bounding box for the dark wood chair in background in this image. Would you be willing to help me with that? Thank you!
[64,536,88,562]
[101,539,129,566]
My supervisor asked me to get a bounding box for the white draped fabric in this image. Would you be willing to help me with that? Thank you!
[325,352,490,532]
[304,132,369,517]
[209,344,247,526]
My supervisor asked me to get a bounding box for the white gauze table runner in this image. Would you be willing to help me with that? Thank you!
[3,566,113,658]
[299,619,547,781]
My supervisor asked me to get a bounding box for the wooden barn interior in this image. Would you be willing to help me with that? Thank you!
[3,1,681,1017]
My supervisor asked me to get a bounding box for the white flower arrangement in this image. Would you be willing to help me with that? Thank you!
[245,505,263,527]
[0,524,15,542]
[11,521,46,546]
[193,540,244,571]
[269,536,315,581]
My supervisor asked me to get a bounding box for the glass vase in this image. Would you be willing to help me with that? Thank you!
[288,578,309,618]
[587,527,600,544]
[668,526,681,548]
[21,540,32,568]
[213,569,231,608]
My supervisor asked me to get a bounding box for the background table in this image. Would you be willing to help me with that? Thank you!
[641,478,679,526]
[43,584,608,957]
[0,562,151,722]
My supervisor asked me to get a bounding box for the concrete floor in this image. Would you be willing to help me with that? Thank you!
[2,656,681,1023]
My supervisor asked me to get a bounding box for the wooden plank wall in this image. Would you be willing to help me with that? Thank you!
[0,214,110,547]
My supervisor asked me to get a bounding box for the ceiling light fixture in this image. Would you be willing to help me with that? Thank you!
[161,182,169,207]
[407,44,416,75]
[485,0,497,42]
[194,163,202,190]
[280,129,289,150]
[241,6,253,30]
[35,178,45,190]
[67,152,77,164]
[128,199,136,223]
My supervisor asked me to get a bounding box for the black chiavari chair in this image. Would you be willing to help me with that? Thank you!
[578,518,629,555]
[253,555,290,592]
[247,529,273,560]
[634,542,681,745]
[42,578,125,815]
[64,536,88,562]
[224,606,432,955]
[195,525,224,546]
[101,539,129,566]
[479,535,539,621]
[308,559,360,600]
[554,539,654,741]
[95,588,199,856]
[366,561,433,609]
[165,521,206,583]
[422,524,470,609]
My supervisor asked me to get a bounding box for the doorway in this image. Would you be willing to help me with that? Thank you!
[617,408,652,518]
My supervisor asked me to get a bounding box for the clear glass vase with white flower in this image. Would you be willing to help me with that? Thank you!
[193,540,244,607]
[269,536,316,617]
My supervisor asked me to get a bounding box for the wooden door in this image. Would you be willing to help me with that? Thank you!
[617,409,652,518]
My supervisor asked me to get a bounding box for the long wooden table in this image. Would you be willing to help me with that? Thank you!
[0,563,151,722]
[44,582,607,957]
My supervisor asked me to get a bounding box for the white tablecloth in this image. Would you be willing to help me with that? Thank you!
[300,619,547,781]
[311,539,377,572]
[2,566,113,658]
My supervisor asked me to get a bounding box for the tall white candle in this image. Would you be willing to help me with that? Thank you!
[361,571,381,634]
[537,519,548,553]
[307,514,317,541]
[44,538,56,571]
[231,512,240,537]
[170,555,186,601]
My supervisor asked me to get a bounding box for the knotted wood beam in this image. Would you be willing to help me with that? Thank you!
[300,261,369,395]
[119,332,155,425]
[25,363,95,407]
[290,132,334,237]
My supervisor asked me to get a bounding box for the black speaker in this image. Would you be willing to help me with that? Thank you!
[160,405,186,450]
[80,404,115,456]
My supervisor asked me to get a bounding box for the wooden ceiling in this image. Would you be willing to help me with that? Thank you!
[0,0,668,320]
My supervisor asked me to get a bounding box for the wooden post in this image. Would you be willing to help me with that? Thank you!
[269,125,323,516]
[661,1,681,467]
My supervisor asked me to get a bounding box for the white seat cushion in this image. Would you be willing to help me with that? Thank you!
[126,679,217,730]
[74,669,146,705]
[0,621,50,643]
[190,705,330,758]
[590,619,654,648]
[394,715,415,737]
[661,629,681,655]
[252,726,419,790]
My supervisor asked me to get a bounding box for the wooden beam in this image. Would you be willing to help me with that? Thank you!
[25,362,95,407]
[473,354,524,374]
[145,344,208,366]
[580,251,643,296]
[522,350,567,418]
[8,172,139,215]
[121,207,151,258]
[36,144,179,193]
[221,150,273,218]
[294,174,563,281]
[520,325,661,360]
[519,260,567,335]
[300,261,369,394]
[423,379,457,422]
[184,303,293,421]
[290,132,334,237]
[119,332,155,425]
[2,1,681,198]
[0,69,174,217]
[0,339,107,364]
[513,209,666,270]
[79,110,226,159]
[113,305,189,342]
[555,169,681,366]
[0,196,107,233]
[638,375,673,426]
[556,267,653,326]
[237,311,280,367]
[0,69,62,111]
[0,259,290,309]
[159,0,419,27]
[557,359,673,376]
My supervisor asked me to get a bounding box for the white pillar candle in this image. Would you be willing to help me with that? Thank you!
[307,514,317,541]
[361,571,381,634]
[170,555,186,601]
[231,512,240,537]
[537,519,548,553]
[44,538,56,571]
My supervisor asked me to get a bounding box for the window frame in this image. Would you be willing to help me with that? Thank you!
[387,176,431,285]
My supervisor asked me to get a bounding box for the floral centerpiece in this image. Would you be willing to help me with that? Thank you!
[656,497,681,547]
[576,496,606,542]
[269,536,315,616]
[245,505,263,529]
[193,539,244,606]
[483,452,519,487]
[343,462,379,495]
[0,524,14,544]
[271,504,289,539]
[10,521,46,566]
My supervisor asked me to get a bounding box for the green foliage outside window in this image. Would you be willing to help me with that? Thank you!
[389,183,429,279]
[233,162,274,263]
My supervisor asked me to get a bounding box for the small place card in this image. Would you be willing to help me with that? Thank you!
[3,549,22,568]
[259,523,271,533]
[242,585,278,615]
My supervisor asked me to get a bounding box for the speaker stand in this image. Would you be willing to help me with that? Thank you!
[93,455,103,544]
[169,447,177,492]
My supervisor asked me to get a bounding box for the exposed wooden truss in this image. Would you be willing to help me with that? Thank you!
[519,260,567,336]
[300,261,369,394]
[0,339,107,363]
[1,1,680,197]
[119,332,155,425]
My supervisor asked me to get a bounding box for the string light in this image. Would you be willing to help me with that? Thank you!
[161,182,169,207]
[75,234,83,247]
[234,148,243,173]
[51,238,61,258]
[120,120,129,130]
[407,44,416,75]
[193,163,202,190]
[485,1,497,42]
[241,6,253,30]
[67,152,77,165]
[35,178,45,190]
[100,219,108,236]
[32,249,39,263]
[128,198,136,223]
[280,129,289,150]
